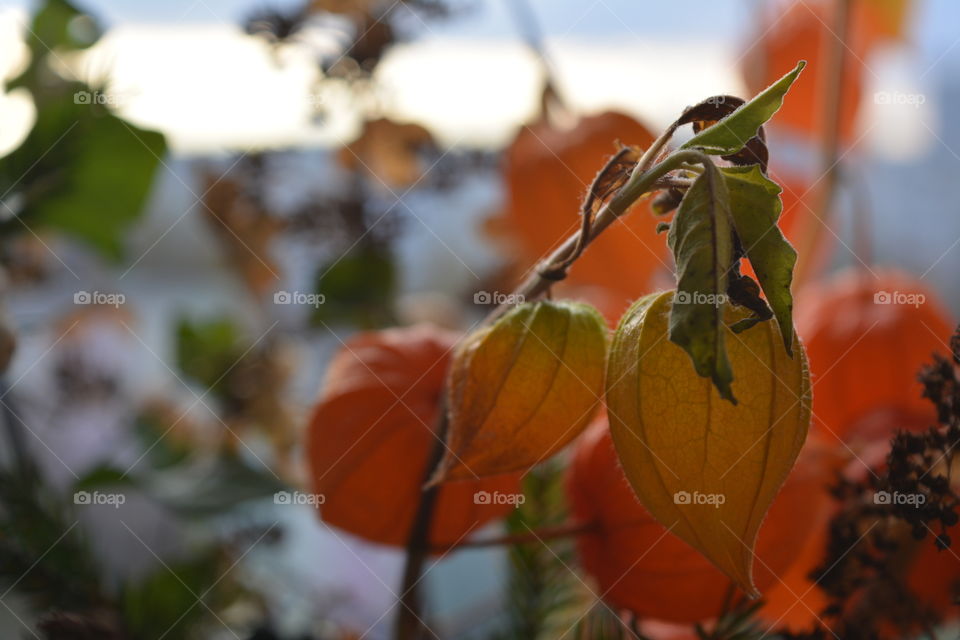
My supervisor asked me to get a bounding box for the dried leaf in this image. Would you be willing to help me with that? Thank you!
[338,118,435,188]
[721,165,797,354]
[432,301,607,482]
[682,61,805,156]
[606,290,811,596]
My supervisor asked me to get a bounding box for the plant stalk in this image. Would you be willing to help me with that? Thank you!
[397,144,715,640]
[396,409,448,640]
[486,148,714,324]
[794,0,850,287]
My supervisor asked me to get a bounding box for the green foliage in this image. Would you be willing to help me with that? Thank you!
[120,551,223,640]
[490,461,581,640]
[0,468,103,611]
[2,104,167,260]
[175,317,243,395]
[8,0,101,90]
[721,165,796,353]
[311,244,396,328]
[0,0,166,261]
[682,61,805,156]
[667,62,805,401]
[144,455,285,518]
[667,169,737,403]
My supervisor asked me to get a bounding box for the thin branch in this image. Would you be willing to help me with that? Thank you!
[794,0,850,287]
[485,148,715,324]
[430,520,597,552]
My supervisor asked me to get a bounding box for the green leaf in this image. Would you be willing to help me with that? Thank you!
[721,165,797,354]
[311,244,396,328]
[0,102,167,261]
[121,552,222,640]
[9,0,102,90]
[32,114,166,260]
[73,465,133,491]
[145,456,284,517]
[175,317,242,394]
[1,0,165,261]
[682,61,805,156]
[667,169,737,403]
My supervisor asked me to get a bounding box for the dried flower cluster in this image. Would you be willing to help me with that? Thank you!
[789,327,960,638]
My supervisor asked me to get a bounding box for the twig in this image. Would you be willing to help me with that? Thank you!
[397,141,719,640]
[794,0,850,287]
[395,408,448,640]
[485,148,716,325]
[429,519,597,552]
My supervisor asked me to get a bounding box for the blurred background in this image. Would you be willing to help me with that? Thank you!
[1,0,960,638]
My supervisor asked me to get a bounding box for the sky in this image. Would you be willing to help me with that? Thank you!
[1,0,960,153]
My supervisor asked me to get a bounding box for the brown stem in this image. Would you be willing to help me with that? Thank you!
[794,0,850,287]
[505,0,569,120]
[430,519,597,552]
[395,409,448,640]
[395,145,714,640]
[485,148,713,325]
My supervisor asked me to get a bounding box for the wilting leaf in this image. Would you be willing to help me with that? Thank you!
[726,268,772,334]
[722,165,797,353]
[606,290,811,596]
[673,95,768,173]
[682,61,805,156]
[432,301,607,482]
[337,117,435,189]
[667,170,736,402]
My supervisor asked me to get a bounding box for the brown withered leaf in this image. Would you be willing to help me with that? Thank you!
[337,118,436,189]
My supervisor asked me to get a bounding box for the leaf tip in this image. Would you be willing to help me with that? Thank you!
[717,382,738,406]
